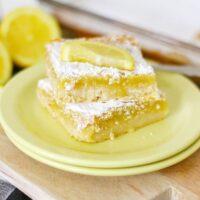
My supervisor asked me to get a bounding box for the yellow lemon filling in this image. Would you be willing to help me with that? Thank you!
[61,40,135,70]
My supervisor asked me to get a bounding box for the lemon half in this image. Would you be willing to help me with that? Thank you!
[0,42,12,85]
[61,40,135,70]
[0,7,61,67]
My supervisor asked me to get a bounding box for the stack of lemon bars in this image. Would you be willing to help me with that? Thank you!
[37,35,168,143]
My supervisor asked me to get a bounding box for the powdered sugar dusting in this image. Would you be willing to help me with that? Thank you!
[64,99,136,130]
[38,78,52,93]
[38,79,135,117]
[46,38,154,80]
[65,100,135,117]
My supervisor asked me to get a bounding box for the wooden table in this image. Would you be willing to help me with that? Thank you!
[0,126,199,200]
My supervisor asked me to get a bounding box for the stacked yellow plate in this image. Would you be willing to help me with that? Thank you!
[0,64,200,176]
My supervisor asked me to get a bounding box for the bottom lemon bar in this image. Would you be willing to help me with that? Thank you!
[37,79,168,143]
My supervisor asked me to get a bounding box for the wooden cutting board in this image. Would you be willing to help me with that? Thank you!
[0,126,199,200]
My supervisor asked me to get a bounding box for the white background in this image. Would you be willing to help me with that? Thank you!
[57,0,200,43]
[0,0,200,43]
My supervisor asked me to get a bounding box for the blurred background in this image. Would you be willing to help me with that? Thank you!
[1,0,200,42]
[0,0,199,199]
[0,0,200,86]
[49,0,200,42]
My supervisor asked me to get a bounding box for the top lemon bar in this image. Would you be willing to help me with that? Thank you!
[46,35,158,104]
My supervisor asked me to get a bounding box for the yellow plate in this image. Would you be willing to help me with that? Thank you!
[0,65,200,168]
[7,132,200,176]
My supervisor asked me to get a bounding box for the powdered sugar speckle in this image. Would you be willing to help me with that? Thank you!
[38,78,52,93]
[64,100,135,117]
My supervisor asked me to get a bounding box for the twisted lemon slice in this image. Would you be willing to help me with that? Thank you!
[61,40,134,70]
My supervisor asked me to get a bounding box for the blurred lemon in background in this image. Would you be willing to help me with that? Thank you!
[0,7,61,67]
[0,42,12,85]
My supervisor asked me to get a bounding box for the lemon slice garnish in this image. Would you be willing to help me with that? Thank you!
[0,42,12,85]
[61,40,134,70]
[0,7,61,67]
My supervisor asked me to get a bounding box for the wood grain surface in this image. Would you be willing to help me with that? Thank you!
[0,126,199,200]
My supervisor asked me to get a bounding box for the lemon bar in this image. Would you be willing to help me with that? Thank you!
[37,79,168,143]
[46,35,159,104]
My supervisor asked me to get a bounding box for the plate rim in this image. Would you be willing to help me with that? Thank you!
[7,131,200,176]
